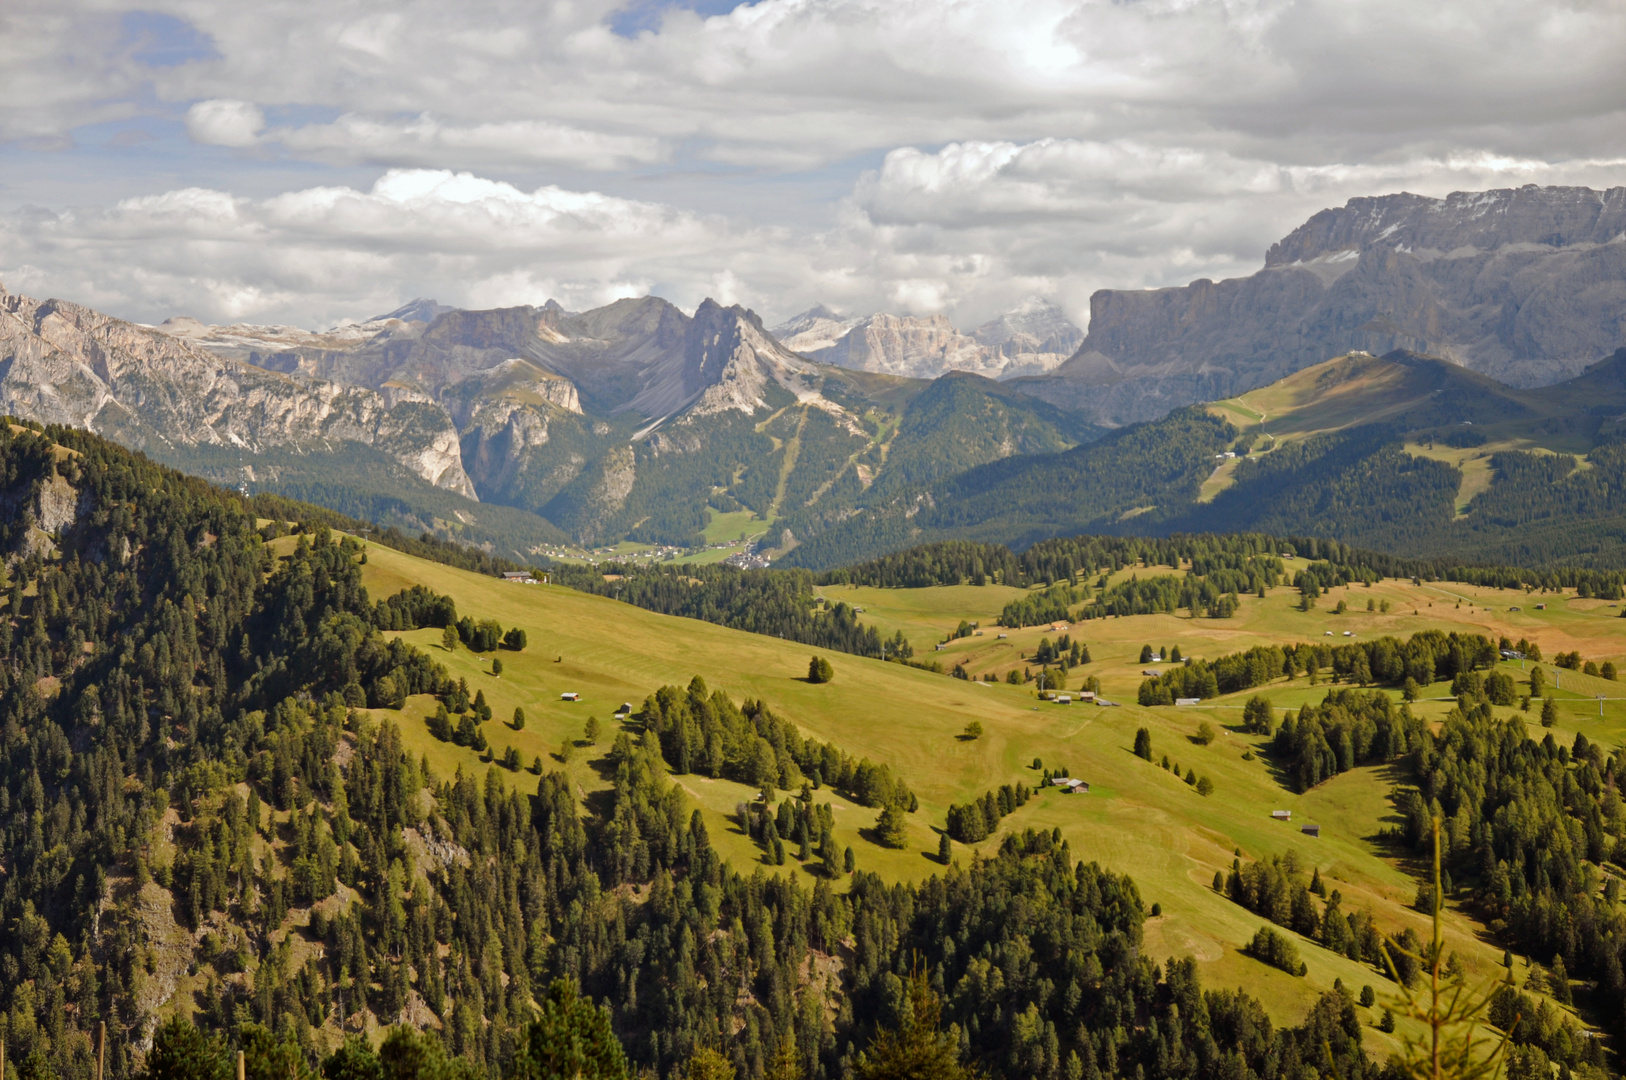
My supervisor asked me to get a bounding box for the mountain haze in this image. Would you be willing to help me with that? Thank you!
[773,298,1081,381]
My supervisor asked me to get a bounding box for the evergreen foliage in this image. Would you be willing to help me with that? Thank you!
[944,783,1032,843]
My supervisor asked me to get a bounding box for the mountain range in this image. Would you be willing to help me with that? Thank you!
[770,297,1083,381]
[1016,183,1626,425]
[2,181,1625,567]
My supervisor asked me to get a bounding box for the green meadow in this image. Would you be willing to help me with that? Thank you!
[343,538,1626,1042]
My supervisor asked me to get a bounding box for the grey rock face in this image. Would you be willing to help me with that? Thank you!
[1019,184,1626,425]
[772,299,1080,381]
[0,284,475,497]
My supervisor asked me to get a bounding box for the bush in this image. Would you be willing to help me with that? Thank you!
[503,626,528,650]
[1359,985,1375,1007]
[1195,721,1217,745]
[458,616,505,652]
[962,721,983,740]
[1134,728,1153,760]
[1484,670,1515,705]
[808,656,834,683]
[1247,926,1304,975]
[1195,775,1214,797]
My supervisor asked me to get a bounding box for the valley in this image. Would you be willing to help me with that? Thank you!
[351,535,1626,1054]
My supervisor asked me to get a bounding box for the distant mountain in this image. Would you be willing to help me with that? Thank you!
[1016,184,1626,425]
[772,298,1080,381]
[970,297,1086,378]
[786,347,1626,570]
[372,297,457,323]
[0,282,471,497]
[158,294,1100,547]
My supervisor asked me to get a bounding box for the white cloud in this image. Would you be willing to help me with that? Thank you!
[270,114,667,170]
[185,98,265,146]
[0,169,789,326]
[2,0,1625,333]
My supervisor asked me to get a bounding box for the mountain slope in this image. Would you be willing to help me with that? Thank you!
[0,283,476,497]
[787,349,1626,570]
[162,294,1102,548]
[1017,184,1626,425]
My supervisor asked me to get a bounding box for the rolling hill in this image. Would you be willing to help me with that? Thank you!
[1,418,1618,1079]
[786,348,1626,571]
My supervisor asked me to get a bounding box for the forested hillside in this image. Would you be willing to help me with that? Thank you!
[780,351,1626,572]
[0,420,1387,1080]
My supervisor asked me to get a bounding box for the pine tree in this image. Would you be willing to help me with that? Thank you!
[876,805,909,849]
[856,968,980,1080]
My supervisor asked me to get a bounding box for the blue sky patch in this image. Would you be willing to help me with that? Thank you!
[608,0,753,39]
[122,10,219,68]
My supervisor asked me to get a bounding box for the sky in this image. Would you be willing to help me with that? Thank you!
[1,0,1624,332]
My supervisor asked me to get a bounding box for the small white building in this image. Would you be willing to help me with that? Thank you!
[1055,695,1072,705]
[1175,697,1201,707]
[561,692,580,701]
[1271,810,1292,821]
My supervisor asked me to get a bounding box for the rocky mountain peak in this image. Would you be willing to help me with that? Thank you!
[1266,184,1626,269]
[371,297,457,323]
[1018,182,1626,426]
[777,301,1080,381]
[0,286,475,497]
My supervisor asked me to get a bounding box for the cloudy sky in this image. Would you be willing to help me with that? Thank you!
[2,0,1624,331]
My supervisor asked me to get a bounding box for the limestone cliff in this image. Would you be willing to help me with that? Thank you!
[1018,184,1626,425]
[0,285,475,497]
[773,299,1080,381]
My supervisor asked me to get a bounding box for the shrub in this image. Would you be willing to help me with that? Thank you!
[1247,926,1304,975]
[1195,721,1217,745]
[962,721,983,740]
[808,656,834,683]
[1196,775,1215,797]
[1484,670,1515,705]
[1134,728,1153,760]
[503,626,528,650]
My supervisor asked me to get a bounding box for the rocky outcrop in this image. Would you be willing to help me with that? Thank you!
[0,285,476,497]
[774,299,1080,381]
[1017,184,1626,425]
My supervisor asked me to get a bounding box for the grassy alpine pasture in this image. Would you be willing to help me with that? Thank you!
[333,538,1626,1045]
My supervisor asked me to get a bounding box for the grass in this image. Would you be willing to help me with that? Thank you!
[342,540,1616,1036]
[700,507,770,545]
